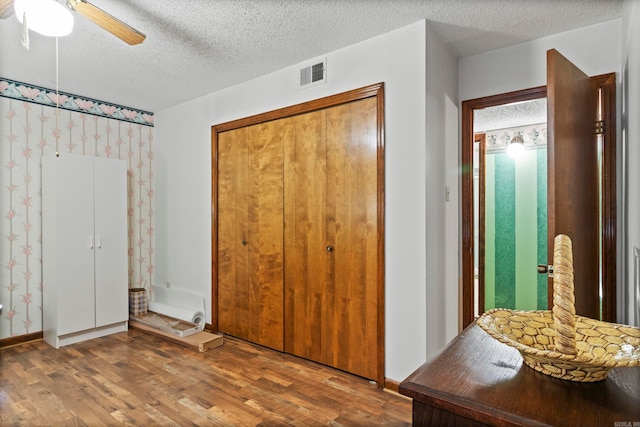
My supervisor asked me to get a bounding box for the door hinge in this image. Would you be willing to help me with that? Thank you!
[596,120,604,135]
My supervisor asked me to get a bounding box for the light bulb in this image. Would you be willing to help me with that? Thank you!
[507,140,524,158]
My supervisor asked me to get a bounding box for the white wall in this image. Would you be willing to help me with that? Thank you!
[425,25,460,355]
[155,20,460,383]
[622,0,640,326]
[459,19,621,101]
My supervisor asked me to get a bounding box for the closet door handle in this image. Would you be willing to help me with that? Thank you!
[88,235,94,249]
[326,245,334,252]
[96,235,102,249]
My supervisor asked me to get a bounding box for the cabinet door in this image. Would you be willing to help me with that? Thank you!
[218,122,285,350]
[94,157,128,327]
[55,155,96,335]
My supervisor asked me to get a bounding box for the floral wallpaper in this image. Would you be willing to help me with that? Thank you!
[0,78,154,340]
[484,124,547,153]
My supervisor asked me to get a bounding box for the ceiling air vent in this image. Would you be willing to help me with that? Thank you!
[299,58,327,88]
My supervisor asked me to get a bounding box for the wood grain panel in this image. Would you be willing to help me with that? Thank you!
[284,98,379,381]
[246,120,286,350]
[547,49,599,318]
[325,98,379,380]
[284,110,327,361]
[218,122,286,351]
[217,127,250,340]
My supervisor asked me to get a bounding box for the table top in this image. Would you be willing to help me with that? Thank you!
[399,323,640,427]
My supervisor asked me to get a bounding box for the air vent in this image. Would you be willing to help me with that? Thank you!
[299,58,327,88]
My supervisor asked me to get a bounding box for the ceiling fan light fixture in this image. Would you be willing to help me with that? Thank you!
[14,0,74,37]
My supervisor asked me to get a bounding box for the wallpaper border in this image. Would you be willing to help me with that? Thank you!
[0,77,154,127]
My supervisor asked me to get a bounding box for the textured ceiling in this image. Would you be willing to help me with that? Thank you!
[0,0,623,112]
[474,98,547,132]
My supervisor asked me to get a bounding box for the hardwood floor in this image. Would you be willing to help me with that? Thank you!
[0,330,411,426]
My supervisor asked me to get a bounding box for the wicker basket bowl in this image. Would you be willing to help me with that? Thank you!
[477,235,640,382]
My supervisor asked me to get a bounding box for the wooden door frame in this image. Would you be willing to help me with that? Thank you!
[211,83,386,387]
[475,133,486,315]
[461,76,616,328]
[596,73,617,323]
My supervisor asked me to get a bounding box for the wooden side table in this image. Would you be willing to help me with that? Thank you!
[399,323,640,426]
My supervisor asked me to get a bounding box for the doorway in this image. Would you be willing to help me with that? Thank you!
[473,97,549,315]
[462,70,616,328]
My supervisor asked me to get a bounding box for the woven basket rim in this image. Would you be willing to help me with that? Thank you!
[477,308,640,369]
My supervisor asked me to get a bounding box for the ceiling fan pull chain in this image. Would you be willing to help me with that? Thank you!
[21,11,29,50]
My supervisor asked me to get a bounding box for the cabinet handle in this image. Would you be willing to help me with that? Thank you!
[96,235,102,248]
[326,245,334,252]
[241,240,247,246]
[88,235,93,249]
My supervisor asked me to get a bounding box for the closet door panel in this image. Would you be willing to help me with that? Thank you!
[325,97,379,379]
[93,157,128,328]
[284,110,327,361]
[246,121,286,351]
[218,123,285,350]
[217,128,251,339]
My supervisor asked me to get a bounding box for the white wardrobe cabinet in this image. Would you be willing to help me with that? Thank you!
[42,154,128,348]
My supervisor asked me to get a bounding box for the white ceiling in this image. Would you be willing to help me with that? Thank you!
[0,0,623,113]
[474,98,547,132]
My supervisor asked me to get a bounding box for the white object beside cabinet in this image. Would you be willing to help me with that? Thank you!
[42,154,128,348]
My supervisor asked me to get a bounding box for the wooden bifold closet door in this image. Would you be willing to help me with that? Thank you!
[214,85,383,383]
[217,120,288,351]
[284,98,378,380]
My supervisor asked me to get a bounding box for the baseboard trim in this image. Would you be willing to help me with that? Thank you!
[384,378,400,392]
[0,331,43,349]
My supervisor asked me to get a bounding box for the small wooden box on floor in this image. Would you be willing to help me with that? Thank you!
[132,311,202,337]
[129,313,223,352]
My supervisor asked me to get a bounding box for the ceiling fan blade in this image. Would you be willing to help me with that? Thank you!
[66,0,145,45]
[0,0,15,19]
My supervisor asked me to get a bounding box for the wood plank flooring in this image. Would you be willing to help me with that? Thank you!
[0,330,411,426]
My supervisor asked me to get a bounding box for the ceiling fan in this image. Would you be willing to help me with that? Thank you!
[0,0,145,45]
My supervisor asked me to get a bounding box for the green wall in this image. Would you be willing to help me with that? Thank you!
[484,148,547,311]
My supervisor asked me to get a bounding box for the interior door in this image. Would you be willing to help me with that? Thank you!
[547,48,600,318]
